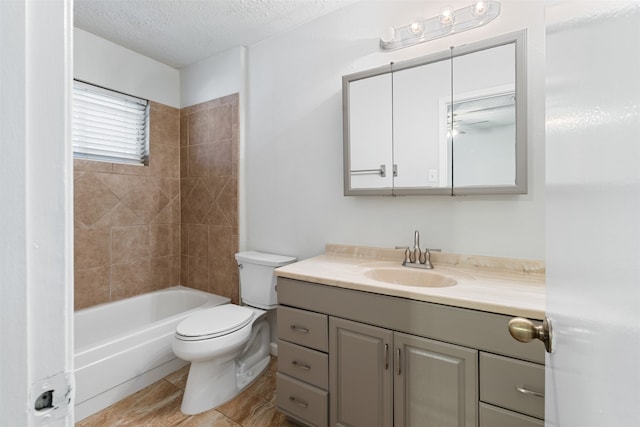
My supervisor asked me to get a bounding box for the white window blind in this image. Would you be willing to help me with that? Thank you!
[72,80,149,165]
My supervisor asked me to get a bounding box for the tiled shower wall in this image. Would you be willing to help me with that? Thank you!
[74,95,239,310]
[180,94,240,304]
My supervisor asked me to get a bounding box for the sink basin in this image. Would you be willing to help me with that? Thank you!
[364,267,457,288]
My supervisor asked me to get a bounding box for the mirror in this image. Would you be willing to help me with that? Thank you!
[343,30,527,196]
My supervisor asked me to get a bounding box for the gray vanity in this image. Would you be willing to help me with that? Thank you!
[274,245,545,427]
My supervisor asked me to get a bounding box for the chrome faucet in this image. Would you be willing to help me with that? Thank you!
[396,230,440,270]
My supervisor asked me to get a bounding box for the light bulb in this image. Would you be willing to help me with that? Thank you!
[439,7,454,25]
[472,1,488,16]
[408,19,424,35]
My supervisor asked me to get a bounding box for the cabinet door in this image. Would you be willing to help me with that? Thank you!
[394,332,478,427]
[330,317,393,427]
[346,73,393,192]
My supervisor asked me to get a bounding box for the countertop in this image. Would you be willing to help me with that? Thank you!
[275,244,545,320]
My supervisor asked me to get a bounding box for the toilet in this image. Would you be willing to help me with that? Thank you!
[172,251,296,415]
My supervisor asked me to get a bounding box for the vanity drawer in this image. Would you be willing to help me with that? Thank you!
[480,403,543,427]
[278,340,328,389]
[278,306,328,352]
[480,352,545,419]
[277,373,328,427]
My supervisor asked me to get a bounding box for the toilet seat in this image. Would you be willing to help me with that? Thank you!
[176,305,254,341]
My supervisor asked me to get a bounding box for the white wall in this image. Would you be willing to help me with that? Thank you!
[245,0,546,260]
[180,47,245,108]
[74,28,180,107]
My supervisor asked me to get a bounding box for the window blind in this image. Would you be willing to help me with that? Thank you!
[72,80,149,165]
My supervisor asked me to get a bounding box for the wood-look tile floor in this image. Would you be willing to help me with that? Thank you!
[76,357,300,427]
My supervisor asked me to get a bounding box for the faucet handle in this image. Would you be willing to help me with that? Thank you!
[394,246,413,264]
[419,248,441,268]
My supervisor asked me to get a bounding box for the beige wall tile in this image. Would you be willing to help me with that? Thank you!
[188,256,208,291]
[210,140,232,176]
[180,115,188,147]
[150,100,179,116]
[205,204,230,227]
[149,223,176,257]
[112,163,150,176]
[75,267,110,310]
[150,256,175,289]
[158,178,181,199]
[75,228,111,270]
[94,172,140,199]
[150,108,179,147]
[183,179,213,223]
[122,178,170,223]
[188,110,211,145]
[74,158,113,173]
[93,202,145,228]
[111,225,150,264]
[111,260,152,301]
[187,224,208,258]
[74,173,119,227]
[151,197,181,224]
[210,106,233,142]
[187,144,212,177]
[150,142,180,178]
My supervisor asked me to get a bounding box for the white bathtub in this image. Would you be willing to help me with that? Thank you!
[74,286,229,421]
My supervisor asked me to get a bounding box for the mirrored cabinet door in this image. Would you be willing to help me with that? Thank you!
[452,42,518,191]
[392,56,451,193]
[345,71,393,193]
[343,29,527,196]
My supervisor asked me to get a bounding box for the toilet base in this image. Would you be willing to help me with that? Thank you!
[179,319,271,415]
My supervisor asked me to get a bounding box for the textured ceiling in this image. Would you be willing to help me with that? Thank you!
[74,0,353,69]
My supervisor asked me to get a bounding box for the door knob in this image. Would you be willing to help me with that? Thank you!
[508,316,553,353]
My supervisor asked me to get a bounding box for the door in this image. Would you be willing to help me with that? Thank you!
[330,317,393,427]
[394,332,477,427]
[545,2,640,426]
[0,1,74,426]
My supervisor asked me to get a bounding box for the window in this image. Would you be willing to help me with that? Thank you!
[72,80,149,165]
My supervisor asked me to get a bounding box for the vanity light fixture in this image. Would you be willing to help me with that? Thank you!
[380,1,501,51]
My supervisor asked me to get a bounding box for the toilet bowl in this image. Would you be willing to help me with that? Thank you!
[172,251,296,415]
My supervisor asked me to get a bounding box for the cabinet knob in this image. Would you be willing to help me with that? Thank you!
[508,316,553,353]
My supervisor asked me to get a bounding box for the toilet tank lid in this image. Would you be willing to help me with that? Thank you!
[235,251,296,267]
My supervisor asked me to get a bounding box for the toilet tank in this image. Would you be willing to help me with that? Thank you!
[235,251,296,309]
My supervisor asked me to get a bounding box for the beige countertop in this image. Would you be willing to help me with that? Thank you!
[275,244,545,320]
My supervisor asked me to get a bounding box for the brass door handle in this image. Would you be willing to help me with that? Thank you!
[508,316,553,353]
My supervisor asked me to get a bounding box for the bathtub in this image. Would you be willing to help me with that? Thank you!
[74,286,229,421]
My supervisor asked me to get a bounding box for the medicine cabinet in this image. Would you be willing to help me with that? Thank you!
[343,30,527,196]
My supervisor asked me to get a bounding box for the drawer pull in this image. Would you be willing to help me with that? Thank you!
[291,360,311,371]
[516,386,544,398]
[289,396,309,408]
[290,325,310,334]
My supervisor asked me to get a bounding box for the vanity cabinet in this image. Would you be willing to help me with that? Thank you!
[276,306,329,426]
[330,317,477,427]
[276,277,545,427]
[330,318,393,427]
